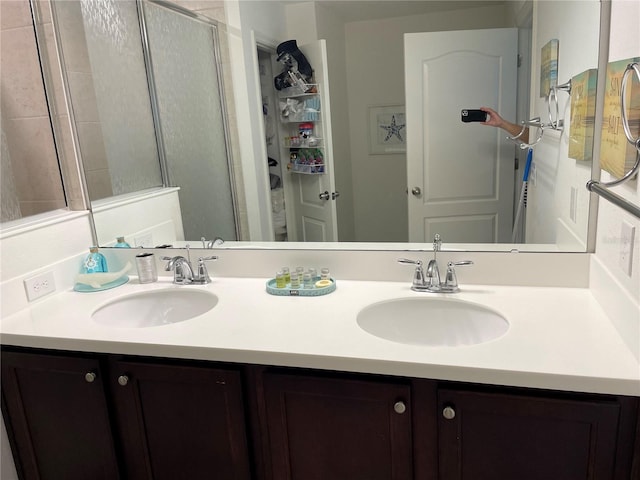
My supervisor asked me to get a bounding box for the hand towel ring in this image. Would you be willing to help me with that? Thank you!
[621,62,640,150]
[507,117,545,149]
[547,80,572,130]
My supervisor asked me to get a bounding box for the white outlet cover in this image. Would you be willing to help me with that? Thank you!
[134,233,153,247]
[23,271,56,301]
[619,221,635,277]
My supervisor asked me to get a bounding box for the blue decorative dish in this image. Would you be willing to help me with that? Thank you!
[74,275,129,293]
[266,277,336,296]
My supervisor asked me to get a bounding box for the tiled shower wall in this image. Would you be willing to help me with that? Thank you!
[0,0,66,220]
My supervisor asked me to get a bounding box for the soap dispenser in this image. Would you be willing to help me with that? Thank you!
[114,236,131,248]
[82,246,108,273]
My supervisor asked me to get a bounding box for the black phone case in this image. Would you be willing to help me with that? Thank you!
[461,109,488,122]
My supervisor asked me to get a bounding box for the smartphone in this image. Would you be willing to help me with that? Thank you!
[461,109,488,123]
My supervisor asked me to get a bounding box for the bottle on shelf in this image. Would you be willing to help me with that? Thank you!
[114,236,131,248]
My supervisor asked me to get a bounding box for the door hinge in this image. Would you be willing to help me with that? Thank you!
[517,54,522,68]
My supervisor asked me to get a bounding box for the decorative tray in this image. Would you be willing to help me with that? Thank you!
[266,277,336,296]
[74,275,129,293]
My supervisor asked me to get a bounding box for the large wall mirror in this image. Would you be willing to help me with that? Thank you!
[2,0,606,252]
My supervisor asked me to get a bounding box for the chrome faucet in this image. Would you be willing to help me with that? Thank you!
[398,234,473,293]
[201,236,224,248]
[163,245,218,285]
[163,256,194,285]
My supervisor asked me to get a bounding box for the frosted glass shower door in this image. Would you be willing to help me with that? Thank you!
[143,2,237,242]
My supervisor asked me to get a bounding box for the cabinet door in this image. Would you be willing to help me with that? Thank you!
[1,350,120,480]
[109,359,251,480]
[438,388,622,480]
[263,372,412,480]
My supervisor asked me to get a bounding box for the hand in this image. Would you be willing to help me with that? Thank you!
[479,106,529,142]
[480,107,504,128]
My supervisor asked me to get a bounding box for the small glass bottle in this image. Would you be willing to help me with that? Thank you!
[320,267,330,280]
[290,272,301,289]
[83,247,108,273]
[303,273,313,289]
[275,270,286,288]
[295,266,305,283]
[281,267,291,284]
[307,267,317,279]
[114,236,131,248]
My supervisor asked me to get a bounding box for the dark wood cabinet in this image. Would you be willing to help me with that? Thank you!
[1,350,252,480]
[2,347,638,480]
[437,387,638,480]
[1,351,120,480]
[108,357,252,480]
[262,371,413,480]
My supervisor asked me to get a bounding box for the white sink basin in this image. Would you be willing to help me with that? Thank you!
[357,297,508,347]
[92,289,218,328]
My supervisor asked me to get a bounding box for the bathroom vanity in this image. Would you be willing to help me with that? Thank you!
[1,277,639,479]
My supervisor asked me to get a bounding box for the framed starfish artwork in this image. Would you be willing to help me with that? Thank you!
[368,105,406,154]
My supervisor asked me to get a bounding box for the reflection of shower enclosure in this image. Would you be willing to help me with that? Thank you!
[52,0,238,242]
[142,1,238,242]
[0,3,65,222]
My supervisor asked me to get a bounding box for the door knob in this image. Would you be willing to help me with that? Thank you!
[332,191,340,200]
[393,401,407,414]
[319,191,330,200]
[411,187,421,196]
[442,406,456,420]
[84,372,96,383]
[117,375,129,386]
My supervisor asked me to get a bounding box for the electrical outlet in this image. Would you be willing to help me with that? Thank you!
[134,233,153,247]
[23,271,56,301]
[619,221,635,277]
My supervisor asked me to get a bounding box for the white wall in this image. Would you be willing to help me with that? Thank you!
[526,1,601,249]
[345,5,511,242]
[594,0,640,301]
[92,188,184,248]
[590,0,640,361]
[223,0,287,241]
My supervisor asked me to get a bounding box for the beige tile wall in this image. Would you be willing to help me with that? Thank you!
[0,0,66,219]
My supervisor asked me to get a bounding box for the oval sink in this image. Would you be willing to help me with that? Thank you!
[357,297,508,347]
[92,289,218,328]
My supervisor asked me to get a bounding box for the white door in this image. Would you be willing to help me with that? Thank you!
[281,40,339,242]
[405,28,518,243]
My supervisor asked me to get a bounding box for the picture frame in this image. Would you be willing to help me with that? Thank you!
[600,57,640,178]
[568,68,598,162]
[540,39,559,97]
[368,105,406,154]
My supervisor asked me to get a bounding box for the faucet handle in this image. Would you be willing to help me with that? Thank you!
[194,256,218,284]
[398,258,426,288]
[443,260,474,292]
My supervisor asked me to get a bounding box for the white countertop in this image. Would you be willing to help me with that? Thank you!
[1,277,638,396]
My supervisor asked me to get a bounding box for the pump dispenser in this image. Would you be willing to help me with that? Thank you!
[83,247,108,273]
